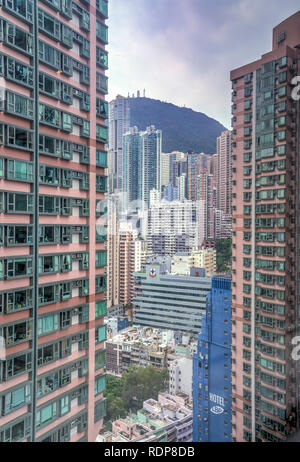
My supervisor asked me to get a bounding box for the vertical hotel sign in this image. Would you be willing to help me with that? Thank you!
[209,393,225,415]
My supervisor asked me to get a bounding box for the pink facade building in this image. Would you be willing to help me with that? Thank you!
[231,12,300,442]
[0,0,108,442]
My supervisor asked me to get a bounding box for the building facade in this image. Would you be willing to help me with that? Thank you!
[231,12,300,442]
[217,130,232,216]
[133,264,211,334]
[193,277,232,442]
[147,200,205,256]
[169,357,193,399]
[0,0,108,442]
[119,230,141,306]
[123,125,162,210]
[108,95,130,192]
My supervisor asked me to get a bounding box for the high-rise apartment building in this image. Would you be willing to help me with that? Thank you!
[197,170,215,240]
[231,12,300,442]
[161,152,171,187]
[123,125,162,209]
[108,95,130,192]
[147,200,205,256]
[106,195,120,309]
[217,130,232,216]
[0,0,108,442]
[119,231,141,306]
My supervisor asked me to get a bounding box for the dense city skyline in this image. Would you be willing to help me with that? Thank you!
[108,0,300,128]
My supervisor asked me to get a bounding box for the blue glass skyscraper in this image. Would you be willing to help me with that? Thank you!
[193,277,232,442]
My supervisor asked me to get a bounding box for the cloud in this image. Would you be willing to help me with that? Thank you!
[107,0,300,128]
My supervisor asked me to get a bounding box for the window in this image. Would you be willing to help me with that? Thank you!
[95,300,107,319]
[61,0,72,18]
[95,350,106,370]
[244,100,252,110]
[96,98,108,118]
[96,175,107,192]
[5,91,33,119]
[96,72,108,93]
[39,103,60,127]
[96,124,108,142]
[5,288,33,313]
[38,255,59,275]
[7,225,33,246]
[61,24,73,48]
[60,395,70,415]
[96,150,107,167]
[0,415,31,442]
[61,254,71,272]
[96,225,107,242]
[95,375,106,396]
[80,120,90,137]
[3,0,33,23]
[36,402,58,428]
[96,275,106,293]
[78,305,89,323]
[6,125,33,150]
[7,192,33,214]
[38,283,59,306]
[80,38,90,59]
[7,159,33,182]
[95,324,106,344]
[2,383,31,415]
[96,46,108,68]
[94,399,106,423]
[39,195,61,215]
[39,41,61,69]
[6,56,33,87]
[4,21,33,54]
[96,20,108,43]
[95,251,107,268]
[38,9,60,40]
[2,319,32,345]
[37,370,59,398]
[39,72,60,99]
[39,164,60,186]
[96,0,108,19]
[62,113,72,132]
[6,257,32,279]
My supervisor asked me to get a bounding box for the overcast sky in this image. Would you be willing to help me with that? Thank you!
[107,0,300,128]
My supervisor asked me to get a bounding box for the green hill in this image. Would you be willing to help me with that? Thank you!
[129,97,226,154]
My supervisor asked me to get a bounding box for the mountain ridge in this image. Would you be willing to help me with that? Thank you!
[128,97,227,154]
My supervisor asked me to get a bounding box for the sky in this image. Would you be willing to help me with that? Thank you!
[106,0,300,128]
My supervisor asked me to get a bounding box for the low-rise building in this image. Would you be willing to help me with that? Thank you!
[106,316,130,337]
[105,326,195,377]
[171,248,216,276]
[169,357,193,399]
[97,393,192,443]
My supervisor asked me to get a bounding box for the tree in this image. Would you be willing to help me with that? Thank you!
[216,238,232,273]
[122,366,169,412]
[104,366,169,422]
